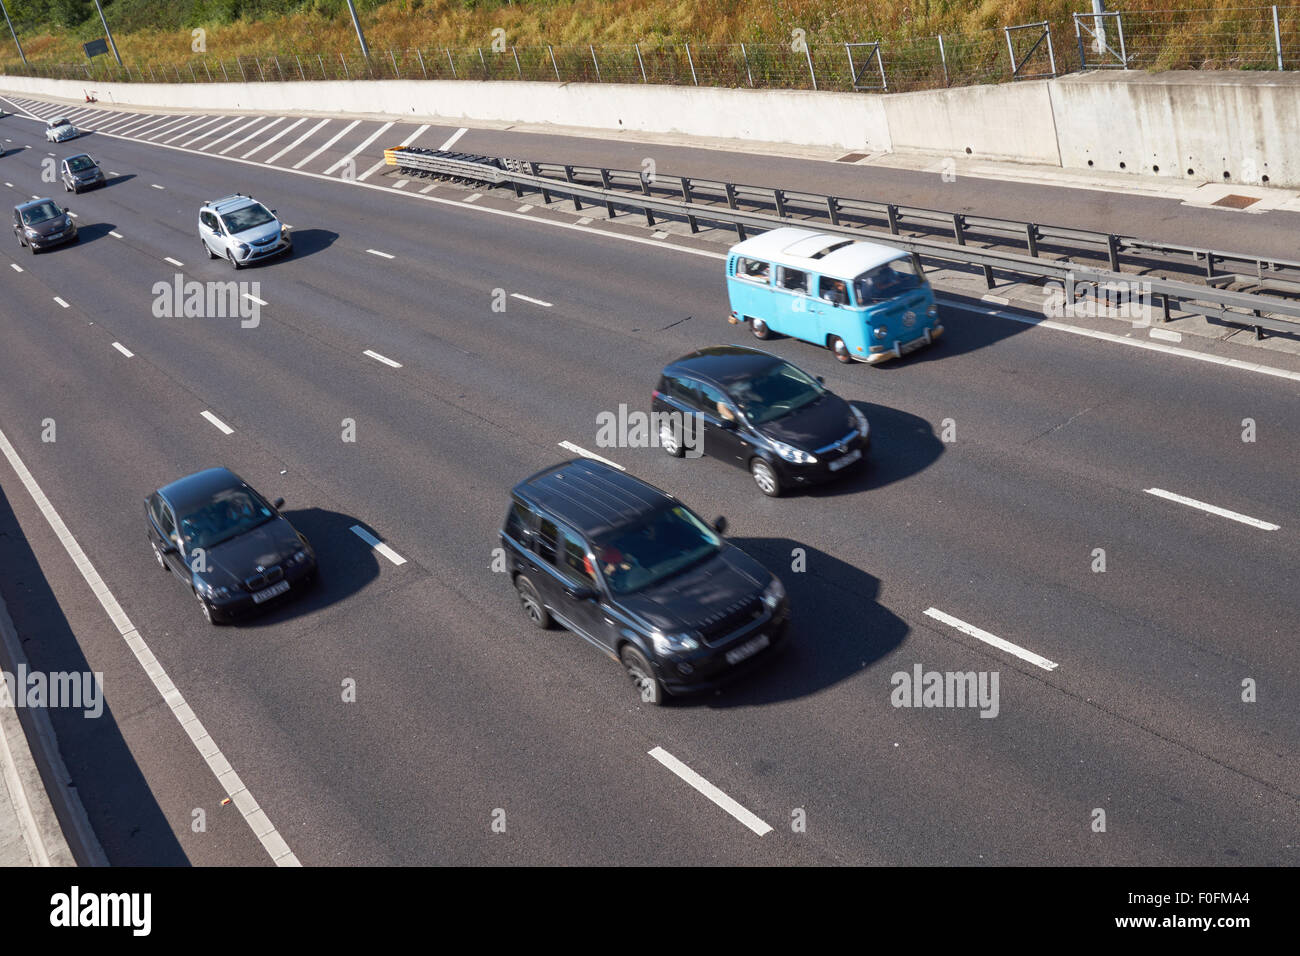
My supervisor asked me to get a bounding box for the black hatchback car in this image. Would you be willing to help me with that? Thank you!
[652,345,870,496]
[13,198,77,253]
[145,467,317,624]
[502,459,789,704]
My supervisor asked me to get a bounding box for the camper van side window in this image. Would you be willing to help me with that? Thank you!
[735,257,770,282]
[779,267,808,294]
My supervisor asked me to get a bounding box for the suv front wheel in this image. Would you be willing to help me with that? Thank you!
[620,644,663,705]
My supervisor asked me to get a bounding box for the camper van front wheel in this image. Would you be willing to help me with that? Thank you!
[750,317,770,339]
[829,335,853,364]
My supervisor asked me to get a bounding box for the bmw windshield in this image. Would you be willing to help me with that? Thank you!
[727,362,827,425]
[179,487,276,550]
[596,506,720,595]
[220,203,276,234]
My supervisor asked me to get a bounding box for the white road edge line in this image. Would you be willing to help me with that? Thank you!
[1144,488,1280,531]
[923,607,1060,671]
[111,341,133,357]
[362,349,401,368]
[648,747,773,837]
[0,426,300,866]
[510,293,553,308]
[557,441,625,471]
[365,249,395,259]
[349,526,407,566]
[200,410,234,435]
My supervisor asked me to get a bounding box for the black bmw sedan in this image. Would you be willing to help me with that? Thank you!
[652,345,870,496]
[145,467,316,624]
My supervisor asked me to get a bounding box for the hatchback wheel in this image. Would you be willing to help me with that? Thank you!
[750,457,782,497]
[202,236,216,259]
[514,575,551,629]
[829,335,853,364]
[750,317,770,339]
[620,645,663,705]
[228,250,242,271]
[660,421,684,458]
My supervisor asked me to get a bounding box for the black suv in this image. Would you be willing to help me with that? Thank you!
[501,459,789,704]
[652,345,870,496]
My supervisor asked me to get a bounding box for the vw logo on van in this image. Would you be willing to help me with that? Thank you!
[903,310,917,328]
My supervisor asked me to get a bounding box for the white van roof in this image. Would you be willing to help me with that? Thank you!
[730,226,906,280]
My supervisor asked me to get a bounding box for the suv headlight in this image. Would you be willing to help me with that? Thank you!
[650,630,700,655]
[761,578,786,611]
[851,406,870,438]
[769,438,817,465]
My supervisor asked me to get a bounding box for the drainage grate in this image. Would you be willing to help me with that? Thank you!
[836,152,869,163]
[1212,194,1261,209]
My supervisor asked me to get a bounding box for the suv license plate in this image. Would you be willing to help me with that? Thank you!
[829,449,862,472]
[726,633,770,665]
[252,580,290,604]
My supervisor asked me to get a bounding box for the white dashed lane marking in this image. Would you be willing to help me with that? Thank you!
[52,296,69,308]
[200,410,234,435]
[557,441,624,471]
[648,748,773,837]
[1144,488,1280,531]
[510,293,552,308]
[923,608,1060,671]
[111,342,133,357]
[163,257,184,267]
[243,292,267,307]
[349,526,407,566]
[366,249,394,259]
[362,349,401,368]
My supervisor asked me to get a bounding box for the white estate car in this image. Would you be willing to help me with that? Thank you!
[45,117,79,143]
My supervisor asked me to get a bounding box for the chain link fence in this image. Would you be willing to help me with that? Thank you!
[2,6,1297,94]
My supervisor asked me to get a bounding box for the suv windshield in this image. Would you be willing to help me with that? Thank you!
[22,202,62,225]
[67,156,95,172]
[595,505,720,595]
[179,487,275,550]
[220,203,275,234]
[854,258,923,303]
[727,362,826,425]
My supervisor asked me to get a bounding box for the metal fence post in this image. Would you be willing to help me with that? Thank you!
[203,60,211,81]
[391,48,399,77]
[446,48,456,78]
[1274,5,1284,70]
[513,45,521,78]
[174,65,182,82]
[591,44,600,82]
[297,55,305,80]
[742,43,753,87]
[549,44,560,81]
[340,52,349,79]
[417,48,427,78]
[148,64,156,82]
[256,57,264,81]
[188,62,196,81]
[220,60,227,81]
[273,55,281,79]
[938,34,949,86]
[636,43,647,82]
[317,54,324,79]
[479,46,488,77]
[685,42,698,85]
[237,57,246,81]
[804,42,817,90]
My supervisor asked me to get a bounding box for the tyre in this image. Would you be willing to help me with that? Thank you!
[202,236,216,259]
[620,644,663,705]
[152,541,167,571]
[750,317,770,339]
[829,335,853,364]
[659,420,685,458]
[750,457,782,497]
[514,575,551,629]
[195,589,218,625]
[228,250,242,271]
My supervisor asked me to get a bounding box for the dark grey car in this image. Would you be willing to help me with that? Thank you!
[13,198,77,253]
[61,154,105,193]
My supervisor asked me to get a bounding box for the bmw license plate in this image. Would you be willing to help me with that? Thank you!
[251,580,290,604]
[829,448,862,472]
[726,632,770,665]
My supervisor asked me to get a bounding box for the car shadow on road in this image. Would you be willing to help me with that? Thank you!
[227,507,380,629]
[685,537,907,708]
[282,228,337,260]
[0,482,187,864]
[797,400,944,498]
[65,222,116,246]
[100,173,136,188]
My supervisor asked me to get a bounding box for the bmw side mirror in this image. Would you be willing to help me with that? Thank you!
[272,497,285,510]
[713,516,728,535]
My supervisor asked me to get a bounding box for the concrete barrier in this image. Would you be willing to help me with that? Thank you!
[5,69,1300,186]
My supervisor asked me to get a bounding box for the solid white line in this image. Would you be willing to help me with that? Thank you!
[243,292,267,307]
[243,116,305,159]
[0,426,300,866]
[438,127,468,151]
[111,341,133,357]
[162,115,223,144]
[292,119,359,169]
[1148,327,1182,343]
[1144,488,1280,531]
[940,298,1300,385]
[362,349,401,368]
[399,124,430,148]
[510,292,553,307]
[221,116,284,155]
[266,118,330,165]
[648,747,773,837]
[557,441,625,471]
[109,231,122,239]
[163,256,184,267]
[200,410,234,435]
[9,263,20,272]
[52,296,68,308]
[180,115,247,148]
[349,526,407,566]
[322,121,393,175]
[923,608,1059,671]
[366,249,394,259]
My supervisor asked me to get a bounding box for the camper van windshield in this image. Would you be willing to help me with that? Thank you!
[853,259,922,303]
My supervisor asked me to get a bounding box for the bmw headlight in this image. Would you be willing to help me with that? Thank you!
[197,580,231,600]
[874,326,889,340]
[851,406,870,438]
[287,549,308,566]
[769,438,817,465]
[650,630,700,655]
[761,578,786,611]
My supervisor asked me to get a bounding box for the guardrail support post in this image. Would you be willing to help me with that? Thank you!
[938,34,950,86]
[591,45,601,82]
[725,182,739,210]
[735,223,747,241]
[1107,234,1120,272]
[600,168,617,219]
[530,162,552,204]
[1205,252,1216,281]
[773,188,786,218]
[886,204,900,235]
[1160,295,1170,323]
[685,42,698,85]
[296,55,305,80]
[826,196,840,225]
[911,252,926,276]
[680,178,699,232]
[982,265,995,288]
[1026,222,1039,257]
[565,165,582,211]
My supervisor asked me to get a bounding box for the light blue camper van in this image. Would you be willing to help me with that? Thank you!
[726,226,942,364]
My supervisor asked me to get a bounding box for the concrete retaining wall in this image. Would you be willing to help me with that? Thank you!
[5,69,1300,186]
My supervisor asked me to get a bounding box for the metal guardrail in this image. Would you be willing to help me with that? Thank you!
[385,147,1300,338]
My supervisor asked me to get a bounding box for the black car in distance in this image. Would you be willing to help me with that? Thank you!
[501,459,789,704]
[652,345,870,496]
[145,467,317,624]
